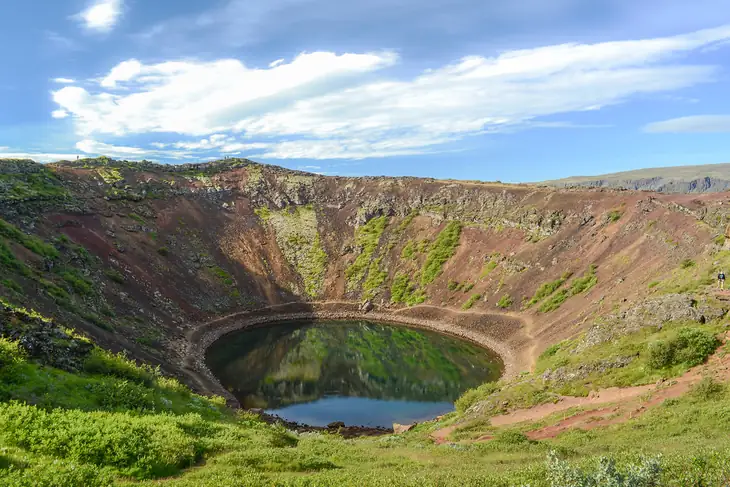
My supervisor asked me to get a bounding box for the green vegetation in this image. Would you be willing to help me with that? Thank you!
[345,216,388,290]
[157,246,170,256]
[462,293,482,310]
[647,328,719,369]
[390,273,427,306]
[57,268,94,296]
[421,221,462,286]
[538,289,569,312]
[680,258,696,269]
[363,257,388,300]
[264,206,328,298]
[496,294,513,309]
[401,241,416,259]
[480,258,499,279]
[128,212,146,225]
[714,234,726,246]
[254,206,272,222]
[0,218,58,259]
[525,271,573,309]
[569,264,598,295]
[608,209,624,222]
[0,163,68,201]
[104,268,126,284]
[209,266,235,287]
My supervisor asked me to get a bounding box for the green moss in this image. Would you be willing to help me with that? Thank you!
[497,294,513,309]
[128,212,146,225]
[345,216,388,291]
[0,165,68,201]
[401,241,416,259]
[362,258,388,300]
[265,206,328,298]
[608,209,624,222]
[390,273,427,306]
[209,266,235,287]
[421,221,462,286]
[462,293,482,310]
[538,289,568,313]
[254,206,272,222]
[568,264,598,295]
[525,272,572,309]
[0,218,58,259]
[480,257,499,279]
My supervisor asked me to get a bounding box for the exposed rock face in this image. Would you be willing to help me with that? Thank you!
[393,423,416,434]
[541,356,637,384]
[0,302,93,371]
[578,294,727,352]
[0,157,726,394]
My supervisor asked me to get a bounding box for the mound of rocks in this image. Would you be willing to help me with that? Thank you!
[577,294,727,353]
[0,302,93,371]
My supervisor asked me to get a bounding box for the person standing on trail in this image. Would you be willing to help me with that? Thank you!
[719,271,726,290]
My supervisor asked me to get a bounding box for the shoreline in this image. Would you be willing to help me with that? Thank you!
[182,301,524,419]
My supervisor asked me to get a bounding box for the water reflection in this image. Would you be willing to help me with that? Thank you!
[206,320,503,427]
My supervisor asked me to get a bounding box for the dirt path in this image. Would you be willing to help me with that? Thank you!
[431,334,730,443]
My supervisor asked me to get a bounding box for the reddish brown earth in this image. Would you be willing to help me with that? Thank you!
[431,333,730,444]
[2,158,730,394]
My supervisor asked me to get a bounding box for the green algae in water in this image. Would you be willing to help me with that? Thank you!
[206,320,503,427]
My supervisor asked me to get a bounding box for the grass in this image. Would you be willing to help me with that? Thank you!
[105,268,126,284]
[390,272,427,306]
[525,271,573,309]
[462,293,482,310]
[496,294,513,309]
[0,218,58,259]
[607,209,623,222]
[346,216,388,289]
[420,221,462,286]
[3,299,730,485]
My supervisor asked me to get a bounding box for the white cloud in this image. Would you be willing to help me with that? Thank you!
[53,51,397,137]
[269,59,285,68]
[52,110,69,119]
[75,0,124,33]
[644,115,730,133]
[52,78,76,84]
[51,25,730,159]
[0,152,80,163]
[100,59,142,88]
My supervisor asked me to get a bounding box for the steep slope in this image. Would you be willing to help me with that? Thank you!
[2,157,729,392]
[542,162,730,193]
[5,156,730,485]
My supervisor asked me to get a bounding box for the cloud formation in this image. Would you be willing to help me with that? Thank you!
[644,115,730,133]
[52,25,730,159]
[52,78,76,84]
[75,0,124,32]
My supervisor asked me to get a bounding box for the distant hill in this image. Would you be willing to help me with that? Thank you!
[542,163,730,193]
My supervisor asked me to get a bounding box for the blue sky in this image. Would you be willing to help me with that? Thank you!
[2,0,730,182]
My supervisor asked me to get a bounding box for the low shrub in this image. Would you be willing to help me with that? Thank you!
[496,294,512,309]
[83,348,158,387]
[462,293,482,310]
[648,328,720,369]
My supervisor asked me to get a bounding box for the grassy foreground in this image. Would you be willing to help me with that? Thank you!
[1,298,730,486]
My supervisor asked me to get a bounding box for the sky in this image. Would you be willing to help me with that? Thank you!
[2,1,730,182]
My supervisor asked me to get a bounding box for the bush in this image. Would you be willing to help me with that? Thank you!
[88,379,156,411]
[462,293,482,310]
[691,376,725,400]
[496,294,512,309]
[547,451,661,487]
[648,328,720,369]
[539,289,568,313]
[526,273,572,308]
[421,221,462,286]
[680,259,696,269]
[83,348,158,387]
[447,279,459,291]
[157,247,170,256]
[0,401,204,479]
[455,382,500,413]
[104,269,125,284]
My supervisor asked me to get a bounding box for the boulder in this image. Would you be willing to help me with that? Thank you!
[393,423,416,434]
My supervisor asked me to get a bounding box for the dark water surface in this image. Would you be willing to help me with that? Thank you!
[205,320,503,427]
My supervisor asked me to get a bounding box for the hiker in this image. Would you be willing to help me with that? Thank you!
[719,271,726,290]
